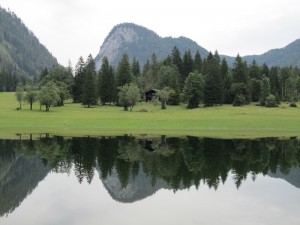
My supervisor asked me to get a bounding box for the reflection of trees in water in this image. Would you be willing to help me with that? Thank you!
[1,136,300,195]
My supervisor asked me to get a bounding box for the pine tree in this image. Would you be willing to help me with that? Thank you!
[231,54,251,104]
[171,46,183,77]
[98,57,115,105]
[262,63,269,78]
[203,53,223,106]
[131,57,140,77]
[182,50,194,84]
[193,50,202,72]
[116,54,133,87]
[82,55,97,107]
[249,60,261,79]
[72,56,85,103]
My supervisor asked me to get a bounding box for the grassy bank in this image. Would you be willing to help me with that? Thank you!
[1,92,300,139]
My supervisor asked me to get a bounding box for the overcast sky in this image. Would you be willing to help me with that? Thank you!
[1,0,300,66]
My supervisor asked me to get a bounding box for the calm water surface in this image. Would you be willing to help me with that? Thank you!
[0,135,300,225]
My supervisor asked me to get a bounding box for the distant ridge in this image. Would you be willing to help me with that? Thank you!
[243,39,300,67]
[95,23,300,68]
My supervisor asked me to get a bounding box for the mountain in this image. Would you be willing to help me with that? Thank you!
[0,7,57,77]
[95,23,209,70]
[98,166,173,203]
[0,151,50,216]
[95,23,300,69]
[268,167,300,189]
[243,39,300,67]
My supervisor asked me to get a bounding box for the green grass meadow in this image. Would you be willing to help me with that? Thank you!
[1,92,300,139]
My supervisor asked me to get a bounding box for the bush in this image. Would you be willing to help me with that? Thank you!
[233,94,245,106]
[265,95,278,107]
[290,102,297,107]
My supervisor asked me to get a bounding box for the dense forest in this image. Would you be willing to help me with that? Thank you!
[1,135,300,211]
[12,46,300,111]
[0,7,57,91]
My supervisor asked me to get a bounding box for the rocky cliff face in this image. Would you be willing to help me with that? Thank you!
[94,23,209,70]
[98,166,172,203]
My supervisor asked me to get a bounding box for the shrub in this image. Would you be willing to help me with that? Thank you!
[233,94,245,106]
[290,102,297,107]
[265,95,278,107]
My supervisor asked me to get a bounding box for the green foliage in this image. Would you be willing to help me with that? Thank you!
[116,54,133,87]
[156,65,181,105]
[82,55,97,108]
[260,75,270,106]
[183,72,204,109]
[157,87,175,109]
[40,65,73,106]
[203,52,223,106]
[251,78,261,102]
[98,57,116,105]
[231,55,251,104]
[15,86,24,109]
[118,83,141,111]
[233,94,246,106]
[39,81,60,111]
[72,57,85,103]
[131,57,140,77]
[265,95,278,107]
[182,50,193,84]
[193,50,202,72]
[24,85,38,110]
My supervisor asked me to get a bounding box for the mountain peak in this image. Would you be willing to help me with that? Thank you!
[95,23,209,69]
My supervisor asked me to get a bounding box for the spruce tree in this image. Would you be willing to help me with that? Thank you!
[231,54,251,104]
[171,46,183,77]
[116,54,133,87]
[72,56,85,103]
[249,60,261,79]
[98,57,115,105]
[82,55,97,107]
[193,50,202,72]
[182,50,194,84]
[131,57,140,77]
[203,53,223,106]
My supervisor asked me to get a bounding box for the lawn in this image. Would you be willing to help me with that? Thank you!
[1,92,300,139]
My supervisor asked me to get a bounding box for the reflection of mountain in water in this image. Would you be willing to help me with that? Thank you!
[99,166,171,203]
[0,155,50,216]
[1,136,300,214]
[268,167,300,189]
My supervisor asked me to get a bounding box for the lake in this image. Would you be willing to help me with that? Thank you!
[1,135,300,225]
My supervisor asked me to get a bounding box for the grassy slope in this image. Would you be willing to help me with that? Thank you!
[1,92,300,139]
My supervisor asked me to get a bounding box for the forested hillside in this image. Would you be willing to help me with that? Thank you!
[0,7,57,91]
[243,39,300,67]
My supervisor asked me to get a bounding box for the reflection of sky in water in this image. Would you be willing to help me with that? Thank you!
[1,169,299,225]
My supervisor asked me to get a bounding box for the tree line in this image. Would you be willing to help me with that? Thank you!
[13,47,300,111]
[2,135,300,191]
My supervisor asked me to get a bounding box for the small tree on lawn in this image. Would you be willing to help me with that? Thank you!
[15,86,24,109]
[183,72,204,109]
[118,83,141,111]
[39,81,60,111]
[157,87,175,110]
[24,85,38,110]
